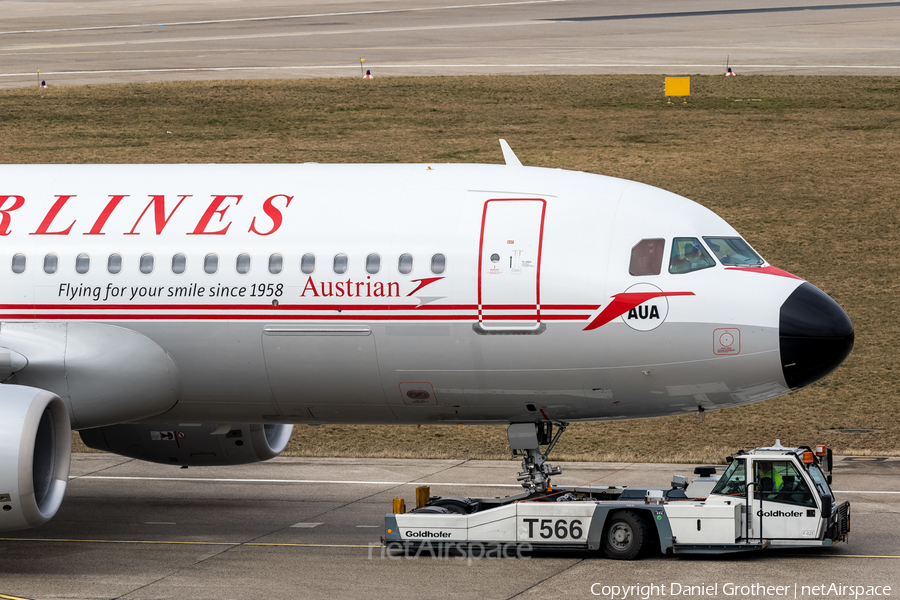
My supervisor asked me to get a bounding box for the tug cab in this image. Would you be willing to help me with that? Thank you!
[704,440,848,546]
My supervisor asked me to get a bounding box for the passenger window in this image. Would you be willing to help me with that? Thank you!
[204,253,218,274]
[754,461,815,508]
[431,253,446,274]
[108,254,122,274]
[398,253,413,275]
[366,253,380,274]
[301,253,316,274]
[236,253,251,274]
[629,238,664,276]
[11,253,26,274]
[668,238,715,274]
[172,253,186,274]
[44,254,58,274]
[703,237,764,266]
[140,253,154,274]
[333,253,348,275]
[75,253,90,274]
[268,254,283,274]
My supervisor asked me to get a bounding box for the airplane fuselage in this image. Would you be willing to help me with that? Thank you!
[0,163,853,428]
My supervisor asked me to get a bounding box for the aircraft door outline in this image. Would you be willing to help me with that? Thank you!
[476,198,547,333]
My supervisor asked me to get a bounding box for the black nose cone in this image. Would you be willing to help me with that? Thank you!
[780,282,854,389]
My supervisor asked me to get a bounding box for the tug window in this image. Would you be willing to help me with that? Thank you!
[75,253,90,274]
[431,253,446,274]
[366,253,381,275]
[11,253,26,274]
[140,254,154,274]
[333,253,348,274]
[301,253,316,274]
[668,238,715,275]
[172,253,186,274]
[629,238,664,276]
[753,461,815,508]
[236,253,251,274]
[398,253,413,275]
[703,237,764,266]
[44,254,58,274]
[108,254,122,274]
[268,254,283,274]
[204,253,218,274]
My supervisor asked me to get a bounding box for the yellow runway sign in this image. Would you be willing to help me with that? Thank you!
[665,77,690,99]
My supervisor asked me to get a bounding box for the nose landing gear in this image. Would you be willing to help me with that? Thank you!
[508,421,569,492]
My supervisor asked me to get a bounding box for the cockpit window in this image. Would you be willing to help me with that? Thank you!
[703,237,764,266]
[629,238,664,276]
[669,238,716,274]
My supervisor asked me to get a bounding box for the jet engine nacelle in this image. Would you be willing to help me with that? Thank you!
[0,322,180,429]
[80,422,294,466]
[0,385,72,532]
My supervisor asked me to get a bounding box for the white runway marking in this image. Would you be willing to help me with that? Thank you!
[833,490,900,494]
[2,63,899,79]
[70,475,900,493]
[0,0,564,36]
[290,522,324,528]
[73,475,521,487]
[2,21,550,51]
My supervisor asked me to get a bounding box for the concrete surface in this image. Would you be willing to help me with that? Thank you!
[2,0,899,88]
[1,453,898,599]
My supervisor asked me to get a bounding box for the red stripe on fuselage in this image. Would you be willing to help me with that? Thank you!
[583,291,695,331]
[0,312,590,322]
[725,266,803,280]
[0,302,594,312]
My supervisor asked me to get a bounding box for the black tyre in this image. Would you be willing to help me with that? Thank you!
[431,497,477,514]
[602,510,652,560]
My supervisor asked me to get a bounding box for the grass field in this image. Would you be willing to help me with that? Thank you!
[3,74,896,464]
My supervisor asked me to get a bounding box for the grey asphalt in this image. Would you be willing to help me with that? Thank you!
[1,453,898,599]
[1,0,899,88]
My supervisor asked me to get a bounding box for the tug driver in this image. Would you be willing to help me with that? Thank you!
[755,461,784,498]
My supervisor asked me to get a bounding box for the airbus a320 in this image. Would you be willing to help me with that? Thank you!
[0,142,853,531]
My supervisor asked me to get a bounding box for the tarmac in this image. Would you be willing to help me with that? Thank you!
[1,0,899,88]
[1,452,898,599]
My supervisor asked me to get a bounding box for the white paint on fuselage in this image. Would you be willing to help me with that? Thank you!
[0,163,799,426]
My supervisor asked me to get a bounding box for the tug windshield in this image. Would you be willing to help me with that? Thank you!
[703,237,764,266]
[808,463,834,503]
[710,458,746,496]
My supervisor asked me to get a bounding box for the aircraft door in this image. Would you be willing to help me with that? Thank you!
[751,460,821,541]
[477,199,546,332]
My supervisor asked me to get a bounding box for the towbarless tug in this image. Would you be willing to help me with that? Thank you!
[383,429,850,559]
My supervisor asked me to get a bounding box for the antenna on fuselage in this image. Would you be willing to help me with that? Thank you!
[499,139,522,167]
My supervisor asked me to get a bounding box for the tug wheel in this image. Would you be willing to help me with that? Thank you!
[602,510,651,560]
